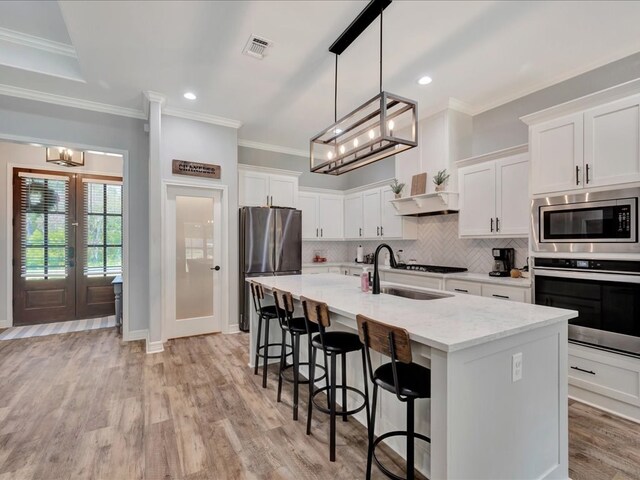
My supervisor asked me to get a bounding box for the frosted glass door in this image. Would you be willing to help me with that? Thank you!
[166,186,222,339]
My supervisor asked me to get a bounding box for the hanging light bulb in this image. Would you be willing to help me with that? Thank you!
[327,151,334,160]
[353,138,359,148]
[388,120,395,136]
[339,145,345,155]
[368,129,375,139]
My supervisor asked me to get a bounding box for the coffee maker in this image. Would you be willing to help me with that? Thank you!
[490,248,515,277]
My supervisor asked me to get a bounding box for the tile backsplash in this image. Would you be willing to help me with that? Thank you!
[303,214,529,274]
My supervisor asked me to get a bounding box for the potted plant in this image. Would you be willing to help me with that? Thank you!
[389,178,405,198]
[433,169,450,192]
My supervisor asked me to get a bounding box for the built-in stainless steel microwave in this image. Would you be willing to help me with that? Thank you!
[532,187,640,253]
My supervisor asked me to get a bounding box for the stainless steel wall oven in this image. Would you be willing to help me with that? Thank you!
[534,258,640,357]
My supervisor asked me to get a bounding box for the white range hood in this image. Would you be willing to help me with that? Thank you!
[390,191,459,216]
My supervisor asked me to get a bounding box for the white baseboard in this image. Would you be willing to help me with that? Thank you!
[226,323,240,334]
[126,329,148,342]
[0,319,10,329]
[146,332,164,354]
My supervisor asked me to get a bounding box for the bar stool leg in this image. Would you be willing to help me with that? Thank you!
[366,383,378,480]
[277,330,286,402]
[329,352,337,462]
[306,345,316,435]
[254,315,263,376]
[341,352,348,422]
[292,332,300,421]
[407,398,415,480]
[262,317,271,388]
[361,349,371,432]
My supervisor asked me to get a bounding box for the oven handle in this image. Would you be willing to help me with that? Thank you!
[533,268,640,284]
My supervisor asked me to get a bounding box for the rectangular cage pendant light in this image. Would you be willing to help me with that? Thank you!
[310,91,417,175]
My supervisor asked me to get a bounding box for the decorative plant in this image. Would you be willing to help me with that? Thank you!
[389,178,405,195]
[433,169,450,188]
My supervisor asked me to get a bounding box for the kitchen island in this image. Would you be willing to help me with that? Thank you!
[249,274,577,480]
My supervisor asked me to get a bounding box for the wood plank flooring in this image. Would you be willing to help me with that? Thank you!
[0,329,638,480]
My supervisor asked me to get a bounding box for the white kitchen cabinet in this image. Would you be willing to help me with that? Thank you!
[239,167,298,208]
[495,154,530,236]
[299,192,319,240]
[530,113,583,195]
[584,94,640,187]
[382,271,443,290]
[459,162,496,236]
[444,279,482,296]
[459,153,529,238]
[362,189,381,238]
[481,284,528,303]
[344,193,364,240]
[298,191,343,240]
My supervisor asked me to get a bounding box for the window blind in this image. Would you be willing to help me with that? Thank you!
[19,174,69,279]
[84,181,123,276]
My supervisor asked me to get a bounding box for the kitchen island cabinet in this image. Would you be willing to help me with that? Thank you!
[248,274,576,479]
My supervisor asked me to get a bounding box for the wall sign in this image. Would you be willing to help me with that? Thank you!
[172,159,221,179]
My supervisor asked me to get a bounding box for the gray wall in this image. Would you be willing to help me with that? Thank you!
[238,146,395,190]
[0,95,150,333]
[472,51,640,155]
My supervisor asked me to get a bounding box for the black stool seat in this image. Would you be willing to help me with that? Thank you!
[312,331,363,353]
[374,362,431,399]
[283,317,320,334]
[259,304,281,319]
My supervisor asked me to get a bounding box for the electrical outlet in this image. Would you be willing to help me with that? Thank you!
[512,352,523,382]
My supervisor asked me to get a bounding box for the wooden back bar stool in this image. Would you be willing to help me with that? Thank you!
[357,314,431,480]
[250,281,291,389]
[301,297,370,462]
[272,288,326,421]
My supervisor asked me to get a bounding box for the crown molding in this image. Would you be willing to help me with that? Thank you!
[144,91,166,106]
[163,107,242,129]
[456,144,528,168]
[0,83,146,119]
[238,139,308,157]
[238,163,302,177]
[0,27,76,58]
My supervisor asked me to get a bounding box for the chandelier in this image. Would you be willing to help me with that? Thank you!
[310,0,417,175]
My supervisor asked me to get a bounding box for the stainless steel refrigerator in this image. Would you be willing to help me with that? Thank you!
[239,206,302,331]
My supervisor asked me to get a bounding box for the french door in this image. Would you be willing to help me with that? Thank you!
[12,168,123,326]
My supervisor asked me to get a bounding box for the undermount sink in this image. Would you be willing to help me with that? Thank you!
[379,286,453,301]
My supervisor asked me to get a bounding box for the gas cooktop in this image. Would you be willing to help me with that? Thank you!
[394,264,468,274]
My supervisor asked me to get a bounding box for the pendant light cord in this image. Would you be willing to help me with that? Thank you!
[334,54,338,123]
[379,8,383,93]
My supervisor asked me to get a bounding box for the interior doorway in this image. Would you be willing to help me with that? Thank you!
[164,185,223,339]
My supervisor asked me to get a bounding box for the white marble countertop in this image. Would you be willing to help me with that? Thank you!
[303,262,532,287]
[250,273,574,353]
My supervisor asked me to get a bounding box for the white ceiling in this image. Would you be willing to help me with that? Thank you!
[1,1,640,152]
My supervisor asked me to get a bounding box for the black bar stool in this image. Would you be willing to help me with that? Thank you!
[301,296,370,462]
[357,314,431,480]
[272,288,326,421]
[250,281,291,389]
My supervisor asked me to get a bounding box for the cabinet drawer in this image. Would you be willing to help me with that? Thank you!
[445,279,481,296]
[383,272,442,290]
[481,284,527,302]
[568,346,640,406]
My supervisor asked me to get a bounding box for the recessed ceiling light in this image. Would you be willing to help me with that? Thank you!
[184,92,197,100]
[417,76,433,85]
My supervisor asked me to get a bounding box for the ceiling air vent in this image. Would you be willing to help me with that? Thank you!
[242,35,272,59]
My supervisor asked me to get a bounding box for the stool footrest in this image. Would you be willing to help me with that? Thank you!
[311,385,368,417]
[372,431,431,480]
[257,342,292,360]
[279,363,327,385]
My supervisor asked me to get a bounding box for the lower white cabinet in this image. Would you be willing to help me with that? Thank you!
[444,279,482,296]
[382,272,443,290]
[481,284,528,303]
[299,191,344,240]
[569,342,640,422]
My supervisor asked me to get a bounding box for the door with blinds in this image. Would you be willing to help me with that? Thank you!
[13,169,123,326]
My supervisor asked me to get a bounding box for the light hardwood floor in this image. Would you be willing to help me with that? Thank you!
[0,329,638,480]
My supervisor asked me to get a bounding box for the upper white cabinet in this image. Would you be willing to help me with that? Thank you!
[524,83,640,195]
[361,186,417,240]
[584,94,640,187]
[298,191,344,240]
[362,189,382,238]
[238,166,299,208]
[530,113,583,195]
[459,152,529,238]
[344,192,364,239]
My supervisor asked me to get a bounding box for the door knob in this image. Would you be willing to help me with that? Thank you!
[211,266,221,271]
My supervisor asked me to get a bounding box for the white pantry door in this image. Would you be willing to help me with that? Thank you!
[165,186,222,339]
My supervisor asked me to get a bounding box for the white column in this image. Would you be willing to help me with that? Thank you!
[145,91,165,353]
